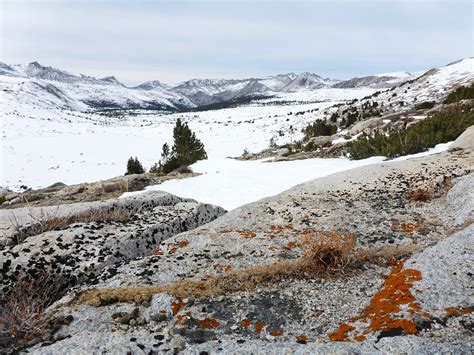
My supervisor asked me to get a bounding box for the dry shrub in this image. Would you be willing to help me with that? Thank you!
[77,230,419,307]
[118,180,129,193]
[0,272,64,353]
[442,177,454,193]
[300,230,355,274]
[10,206,130,245]
[406,187,432,202]
[78,230,359,306]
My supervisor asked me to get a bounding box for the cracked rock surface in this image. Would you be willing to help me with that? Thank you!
[0,192,225,296]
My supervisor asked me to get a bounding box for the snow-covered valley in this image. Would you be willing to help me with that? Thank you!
[1,58,473,210]
[1,85,376,191]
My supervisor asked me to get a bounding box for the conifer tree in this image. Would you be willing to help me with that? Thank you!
[159,119,208,174]
[125,156,145,175]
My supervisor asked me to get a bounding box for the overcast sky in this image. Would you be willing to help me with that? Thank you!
[1,0,472,85]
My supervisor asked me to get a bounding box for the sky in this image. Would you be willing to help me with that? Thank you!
[0,0,472,85]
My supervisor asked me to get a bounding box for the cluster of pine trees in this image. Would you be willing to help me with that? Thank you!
[152,118,207,174]
[302,120,337,140]
[443,83,474,104]
[126,119,207,175]
[125,157,145,175]
[347,104,474,160]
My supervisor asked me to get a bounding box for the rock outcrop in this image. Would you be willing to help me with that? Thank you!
[0,192,225,296]
[2,128,473,354]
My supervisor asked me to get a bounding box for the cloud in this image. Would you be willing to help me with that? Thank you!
[1,1,472,85]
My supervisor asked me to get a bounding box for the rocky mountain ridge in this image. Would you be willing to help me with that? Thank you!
[0,60,422,111]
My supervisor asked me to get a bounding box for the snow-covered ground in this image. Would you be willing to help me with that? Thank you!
[1,88,374,190]
[1,57,471,210]
[122,142,452,211]
[122,156,385,210]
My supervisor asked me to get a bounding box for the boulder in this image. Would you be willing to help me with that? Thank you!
[348,116,383,134]
[102,181,124,193]
[277,148,289,157]
[0,191,226,295]
[307,135,334,147]
[449,125,474,151]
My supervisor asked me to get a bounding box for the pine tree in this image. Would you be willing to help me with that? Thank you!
[161,143,170,164]
[159,119,208,174]
[171,118,207,165]
[125,156,145,175]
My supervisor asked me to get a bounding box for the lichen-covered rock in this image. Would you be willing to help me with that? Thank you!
[0,191,225,295]
[17,128,474,353]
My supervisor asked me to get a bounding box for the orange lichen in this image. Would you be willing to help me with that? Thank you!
[329,323,355,341]
[171,300,185,315]
[240,232,256,239]
[406,188,432,202]
[169,246,178,254]
[270,330,283,336]
[241,319,251,329]
[400,222,424,235]
[445,306,472,316]
[287,242,297,248]
[255,321,266,333]
[391,220,400,232]
[400,223,416,234]
[296,335,309,344]
[178,240,189,248]
[151,247,163,255]
[197,317,220,329]
[387,259,398,267]
[330,262,425,342]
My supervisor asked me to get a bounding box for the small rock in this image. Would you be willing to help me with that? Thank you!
[151,313,168,323]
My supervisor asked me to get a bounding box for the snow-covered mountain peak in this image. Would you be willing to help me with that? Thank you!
[24,61,80,82]
[0,62,14,71]
[1,58,472,114]
[282,72,329,92]
[134,80,168,90]
[100,76,123,86]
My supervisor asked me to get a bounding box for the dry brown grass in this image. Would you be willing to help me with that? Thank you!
[406,187,433,202]
[9,206,130,244]
[0,272,64,353]
[76,230,415,307]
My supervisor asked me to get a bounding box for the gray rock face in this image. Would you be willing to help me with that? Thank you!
[12,129,474,353]
[276,147,290,157]
[450,125,474,151]
[0,191,225,296]
[307,135,335,147]
[404,224,474,318]
[444,174,474,225]
[348,116,383,134]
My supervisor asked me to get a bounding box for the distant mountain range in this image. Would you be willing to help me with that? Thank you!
[0,60,464,112]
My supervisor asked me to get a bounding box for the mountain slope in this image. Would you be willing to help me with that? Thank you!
[1,58,472,113]
[0,62,195,112]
